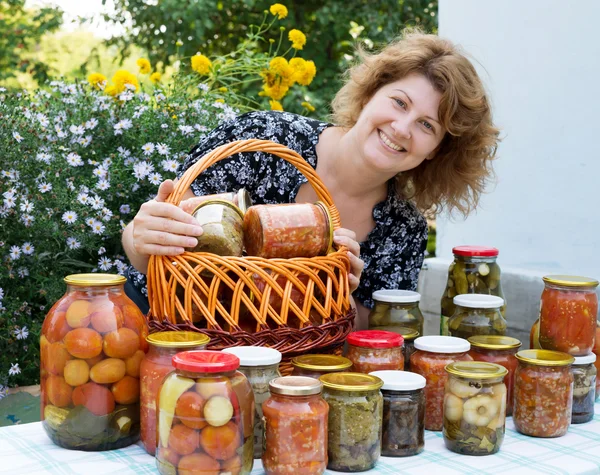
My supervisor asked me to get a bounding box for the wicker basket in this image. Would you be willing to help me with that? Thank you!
[146,139,354,374]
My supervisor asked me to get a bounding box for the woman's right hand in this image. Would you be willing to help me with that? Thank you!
[132,179,204,257]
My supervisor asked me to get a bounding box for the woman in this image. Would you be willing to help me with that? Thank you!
[122,30,499,329]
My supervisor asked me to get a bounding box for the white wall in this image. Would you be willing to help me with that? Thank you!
[437,0,600,277]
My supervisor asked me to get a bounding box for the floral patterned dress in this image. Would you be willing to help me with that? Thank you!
[126,110,428,310]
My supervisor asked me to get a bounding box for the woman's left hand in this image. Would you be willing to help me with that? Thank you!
[334,228,364,293]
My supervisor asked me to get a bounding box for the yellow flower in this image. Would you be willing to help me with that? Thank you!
[215,98,225,103]
[270,100,283,111]
[269,3,288,19]
[191,54,212,75]
[136,58,151,74]
[112,69,139,93]
[262,82,289,101]
[219,87,228,93]
[150,72,162,84]
[176,40,183,47]
[290,58,316,86]
[87,73,107,90]
[269,57,294,84]
[301,101,315,112]
[105,85,118,97]
[288,29,306,50]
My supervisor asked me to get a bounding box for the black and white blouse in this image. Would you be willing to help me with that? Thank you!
[126,110,428,309]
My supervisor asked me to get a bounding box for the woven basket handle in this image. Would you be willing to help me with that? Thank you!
[168,139,342,228]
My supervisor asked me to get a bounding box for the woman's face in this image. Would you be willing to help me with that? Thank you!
[349,73,445,176]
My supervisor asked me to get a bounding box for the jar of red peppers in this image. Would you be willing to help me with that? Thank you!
[346,330,404,373]
[156,351,254,475]
[262,376,328,475]
[410,336,472,431]
[468,335,521,415]
[570,353,596,424]
[243,202,333,259]
[368,290,424,336]
[291,354,353,379]
[539,275,598,356]
[140,331,210,455]
[40,273,148,451]
[513,349,574,438]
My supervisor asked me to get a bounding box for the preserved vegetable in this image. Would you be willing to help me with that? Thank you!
[180,188,251,214]
[448,294,506,339]
[189,199,244,256]
[368,290,424,336]
[291,354,353,379]
[346,330,404,374]
[594,321,600,400]
[571,354,597,424]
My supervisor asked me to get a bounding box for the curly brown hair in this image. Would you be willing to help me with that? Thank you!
[331,29,500,217]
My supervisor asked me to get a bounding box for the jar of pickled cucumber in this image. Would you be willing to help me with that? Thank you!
[222,346,282,458]
[448,294,507,340]
[189,199,245,256]
[443,362,508,456]
[397,327,419,372]
[40,273,149,451]
[140,331,210,455]
[156,350,254,475]
[440,246,506,335]
[368,290,424,336]
[571,353,597,424]
[291,354,353,379]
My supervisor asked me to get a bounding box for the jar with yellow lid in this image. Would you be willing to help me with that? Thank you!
[188,199,245,256]
[291,354,353,379]
[262,376,328,475]
[368,290,424,336]
[139,331,210,454]
[179,188,252,215]
[468,335,521,415]
[513,349,575,437]
[40,273,149,451]
[397,327,419,372]
[538,275,599,356]
[320,372,383,472]
[443,361,508,455]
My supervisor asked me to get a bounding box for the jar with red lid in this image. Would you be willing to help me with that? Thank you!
[156,351,254,474]
[262,376,328,474]
[291,354,353,379]
[139,331,210,455]
[40,273,149,451]
[538,275,598,356]
[468,335,521,415]
[440,246,506,335]
[179,188,252,214]
[409,336,472,431]
[346,330,404,374]
[243,202,332,259]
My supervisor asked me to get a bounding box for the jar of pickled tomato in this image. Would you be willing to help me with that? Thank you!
[346,330,404,373]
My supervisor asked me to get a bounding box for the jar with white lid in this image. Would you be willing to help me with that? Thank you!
[368,290,424,336]
[448,294,507,340]
[369,370,425,457]
[571,353,597,424]
[410,336,472,431]
[222,346,282,457]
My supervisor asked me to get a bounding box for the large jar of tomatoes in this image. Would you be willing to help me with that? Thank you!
[140,331,210,455]
[513,349,574,438]
[40,273,149,451]
[410,336,472,431]
[156,351,254,475]
[368,290,424,336]
[262,376,328,475]
[468,335,521,415]
[346,330,404,373]
[440,246,506,335]
[538,275,599,356]
[291,354,353,379]
[448,294,507,339]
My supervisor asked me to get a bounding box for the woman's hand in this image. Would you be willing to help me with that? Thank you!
[132,179,204,257]
[333,228,364,293]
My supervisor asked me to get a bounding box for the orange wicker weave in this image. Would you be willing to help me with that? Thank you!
[146,139,354,373]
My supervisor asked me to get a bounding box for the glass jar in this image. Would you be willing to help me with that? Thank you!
[291,354,353,379]
[440,246,506,335]
[443,362,508,456]
[369,370,425,457]
[222,346,282,458]
[409,336,472,431]
[243,202,332,259]
[571,353,597,424]
[513,349,574,437]
[188,199,244,256]
[368,290,424,336]
[262,376,328,475]
[397,327,419,372]
[448,294,507,339]
[539,275,599,356]
[40,273,149,451]
[594,321,600,400]
[139,331,210,455]
[320,373,383,472]
[156,351,254,475]
[468,335,521,415]
[346,330,404,373]
[180,188,252,214]
[529,318,542,349]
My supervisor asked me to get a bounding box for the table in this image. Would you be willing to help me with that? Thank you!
[1,404,600,475]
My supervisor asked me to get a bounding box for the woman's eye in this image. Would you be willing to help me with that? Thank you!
[421,120,434,131]
[394,98,407,108]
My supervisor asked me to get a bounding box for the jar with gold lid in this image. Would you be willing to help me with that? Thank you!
[180,188,252,215]
[188,199,245,256]
[291,354,353,379]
